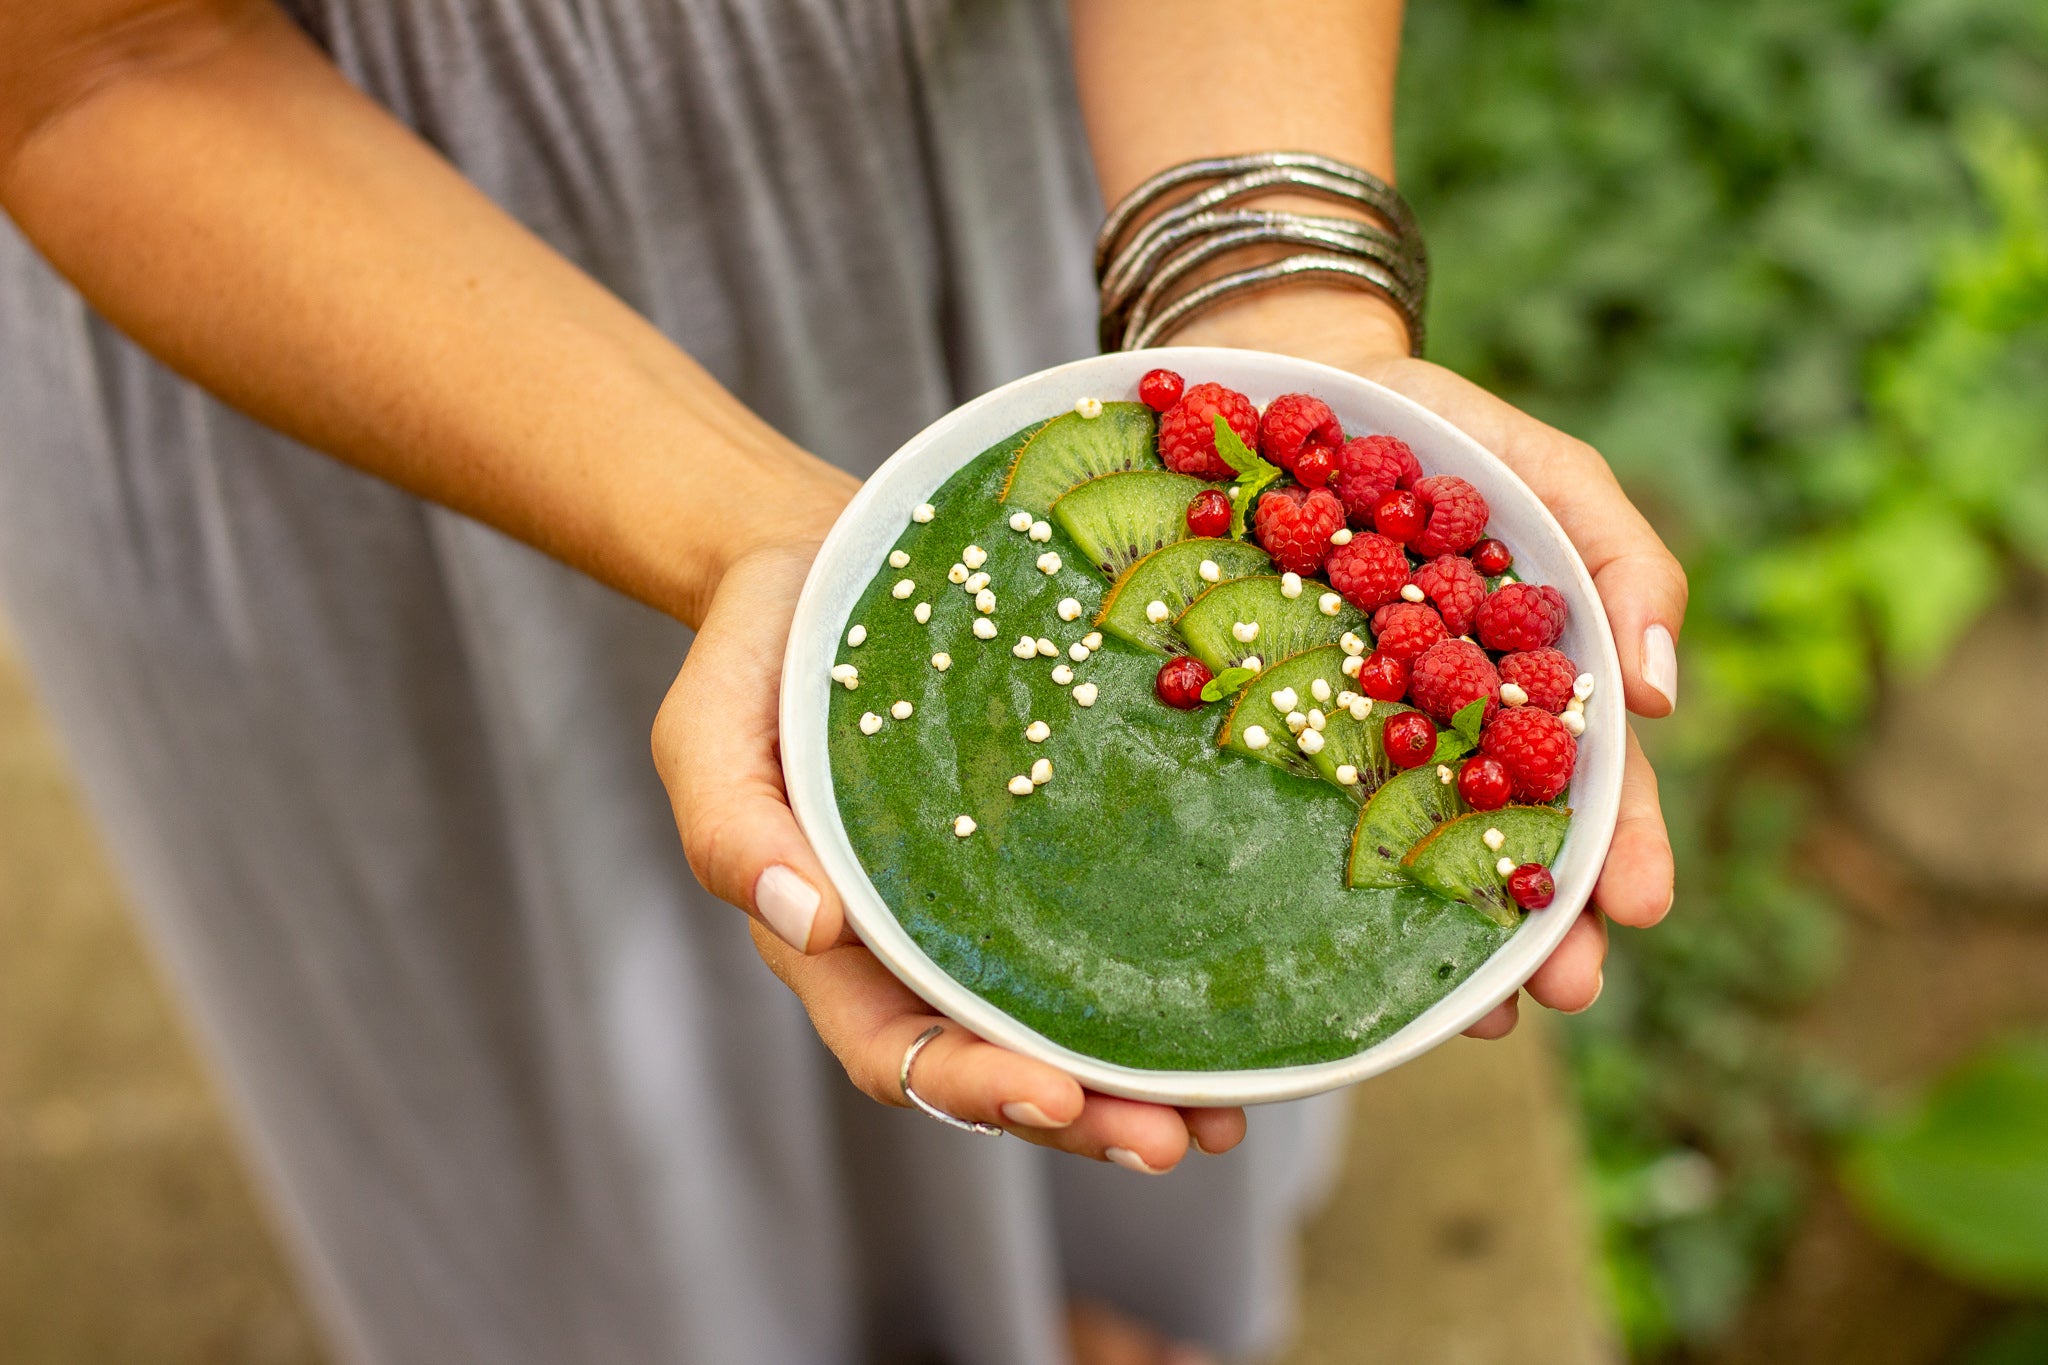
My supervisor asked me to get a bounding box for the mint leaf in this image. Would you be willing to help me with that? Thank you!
[1426,700,1490,767]
[1199,665,1256,703]
[1212,416,1281,540]
[1428,730,1475,768]
[1452,698,1489,746]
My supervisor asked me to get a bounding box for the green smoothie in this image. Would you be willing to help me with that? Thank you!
[827,419,1521,1072]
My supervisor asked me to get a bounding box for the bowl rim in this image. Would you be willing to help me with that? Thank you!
[780,347,1623,1106]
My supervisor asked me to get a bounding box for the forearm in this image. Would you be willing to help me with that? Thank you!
[1069,0,1411,360]
[0,2,849,627]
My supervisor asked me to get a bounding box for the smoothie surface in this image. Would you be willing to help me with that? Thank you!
[828,421,1515,1071]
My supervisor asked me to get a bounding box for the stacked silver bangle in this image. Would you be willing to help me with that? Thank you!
[1095,152,1428,355]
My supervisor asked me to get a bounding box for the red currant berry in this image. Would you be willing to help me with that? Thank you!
[1293,445,1334,489]
[1155,655,1214,710]
[1138,368,1186,413]
[1185,488,1231,538]
[1469,538,1513,577]
[1374,488,1427,543]
[1383,711,1438,769]
[1507,862,1556,911]
[1457,755,1513,811]
[1357,650,1409,702]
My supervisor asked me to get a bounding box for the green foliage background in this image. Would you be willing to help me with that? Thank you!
[1396,0,2048,1351]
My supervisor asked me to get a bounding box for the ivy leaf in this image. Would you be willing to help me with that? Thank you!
[1199,665,1256,704]
[1213,416,1281,540]
[1842,1038,2048,1296]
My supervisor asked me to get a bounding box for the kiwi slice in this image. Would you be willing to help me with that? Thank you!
[1216,646,1350,778]
[1346,765,1469,889]
[1096,539,1274,653]
[1051,470,1208,581]
[1001,403,1161,515]
[1175,575,1370,673]
[1403,806,1571,927]
[1307,699,1420,803]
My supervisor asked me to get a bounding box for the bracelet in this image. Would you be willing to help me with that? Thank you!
[1102,167,1422,293]
[1101,213,1424,350]
[1124,254,1425,352]
[1095,152,1428,356]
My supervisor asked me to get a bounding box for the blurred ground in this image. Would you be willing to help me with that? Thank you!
[1282,1016,1618,1365]
[1698,588,2048,1365]
[0,626,323,1365]
[0,619,1617,1364]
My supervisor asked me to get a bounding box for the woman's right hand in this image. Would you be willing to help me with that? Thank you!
[653,538,1247,1172]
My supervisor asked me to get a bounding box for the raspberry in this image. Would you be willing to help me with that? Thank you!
[1324,532,1411,612]
[1409,475,1490,557]
[1372,488,1427,543]
[1480,707,1578,803]
[1407,639,1501,724]
[1253,485,1344,577]
[1409,554,1488,636]
[1508,863,1557,910]
[1185,488,1231,538]
[1334,435,1421,526]
[1155,655,1213,710]
[1158,382,1260,479]
[1357,650,1409,701]
[1335,434,1421,494]
[1498,647,1577,713]
[1293,445,1334,489]
[1383,711,1438,770]
[1470,538,1513,577]
[1370,601,1447,661]
[1259,393,1343,474]
[1138,368,1184,413]
[1475,582,1569,653]
[1457,755,1513,811]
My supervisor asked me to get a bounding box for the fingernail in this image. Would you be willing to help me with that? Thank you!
[1106,1146,1166,1175]
[1001,1101,1066,1129]
[1565,970,1605,1015]
[1642,624,1678,711]
[753,865,820,951]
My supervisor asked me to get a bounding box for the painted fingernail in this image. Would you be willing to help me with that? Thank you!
[1001,1101,1066,1129]
[1642,624,1678,710]
[754,864,821,952]
[1106,1146,1166,1175]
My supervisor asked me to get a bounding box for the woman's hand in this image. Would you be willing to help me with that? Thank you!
[1175,291,1686,1038]
[653,536,1246,1170]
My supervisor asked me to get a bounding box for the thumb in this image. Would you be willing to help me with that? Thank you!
[653,544,847,953]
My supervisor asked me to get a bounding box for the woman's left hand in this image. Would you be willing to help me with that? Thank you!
[1176,291,1687,1037]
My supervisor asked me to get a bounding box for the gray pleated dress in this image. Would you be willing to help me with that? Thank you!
[0,4,1345,1362]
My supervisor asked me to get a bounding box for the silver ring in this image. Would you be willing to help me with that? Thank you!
[900,1024,1004,1136]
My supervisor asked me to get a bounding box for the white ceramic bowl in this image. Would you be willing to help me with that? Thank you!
[781,347,1623,1106]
